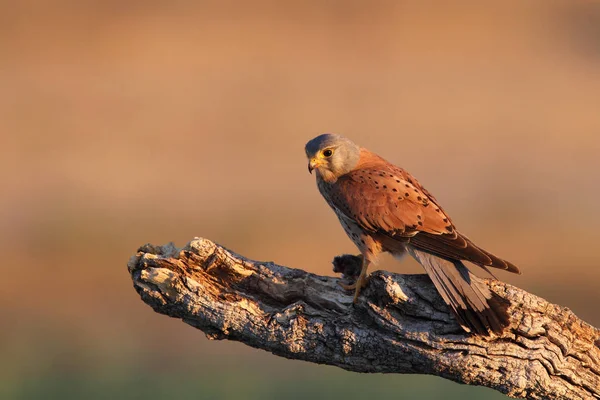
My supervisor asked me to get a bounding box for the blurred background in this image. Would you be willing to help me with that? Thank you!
[1,1,599,399]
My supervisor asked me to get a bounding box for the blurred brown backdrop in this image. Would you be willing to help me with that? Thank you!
[1,1,599,399]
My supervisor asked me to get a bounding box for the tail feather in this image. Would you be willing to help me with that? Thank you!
[408,248,510,335]
[409,232,521,274]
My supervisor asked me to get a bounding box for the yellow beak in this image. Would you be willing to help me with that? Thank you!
[308,158,321,174]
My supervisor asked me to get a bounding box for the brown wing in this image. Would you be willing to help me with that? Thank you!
[327,163,520,273]
[328,165,451,235]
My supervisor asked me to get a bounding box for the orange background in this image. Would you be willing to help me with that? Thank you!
[1,1,599,399]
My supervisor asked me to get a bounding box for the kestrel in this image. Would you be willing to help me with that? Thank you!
[305,134,520,335]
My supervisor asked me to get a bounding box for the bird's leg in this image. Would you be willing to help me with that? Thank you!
[338,256,370,299]
[352,257,370,303]
[335,254,363,290]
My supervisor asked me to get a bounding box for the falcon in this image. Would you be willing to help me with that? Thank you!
[305,133,520,335]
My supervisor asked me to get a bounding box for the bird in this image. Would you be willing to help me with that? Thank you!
[305,133,521,335]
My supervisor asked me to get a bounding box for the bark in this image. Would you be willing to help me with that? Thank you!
[128,237,600,399]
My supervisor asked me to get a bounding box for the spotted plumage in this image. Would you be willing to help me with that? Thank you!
[306,133,520,335]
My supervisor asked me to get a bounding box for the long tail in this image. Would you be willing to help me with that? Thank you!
[407,248,510,335]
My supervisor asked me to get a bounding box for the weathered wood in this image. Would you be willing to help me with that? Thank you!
[128,237,600,399]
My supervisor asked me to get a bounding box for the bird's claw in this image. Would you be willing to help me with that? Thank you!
[352,275,370,303]
[338,275,370,303]
[337,281,357,291]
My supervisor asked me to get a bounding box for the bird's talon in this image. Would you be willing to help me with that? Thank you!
[338,281,357,291]
[351,274,370,303]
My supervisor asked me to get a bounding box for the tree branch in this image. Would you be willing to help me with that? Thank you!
[128,238,600,399]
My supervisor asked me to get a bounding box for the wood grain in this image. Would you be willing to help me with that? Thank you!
[128,238,600,399]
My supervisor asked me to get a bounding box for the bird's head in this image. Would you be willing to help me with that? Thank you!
[305,134,361,182]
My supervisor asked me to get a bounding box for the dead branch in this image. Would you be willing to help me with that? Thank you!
[128,237,600,399]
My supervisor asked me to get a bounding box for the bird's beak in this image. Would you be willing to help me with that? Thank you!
[308,158,320,174]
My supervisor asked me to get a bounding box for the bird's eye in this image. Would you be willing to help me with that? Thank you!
[323,149,333,157]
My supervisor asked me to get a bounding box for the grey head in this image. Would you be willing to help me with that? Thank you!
[305,133,361,182]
